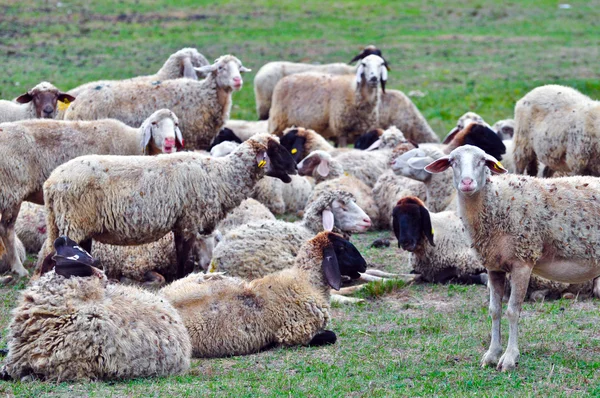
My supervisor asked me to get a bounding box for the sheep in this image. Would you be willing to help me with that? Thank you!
[513,84,600,177]
[372,170,426,229]
[0,109,182,277]
[210,140,242,157]
[216,198,275,235]
[208,127,243,151]
[425,144,600,371]
[64,55,251,150]
[160,231,367,358]
[252,175,314,215]
[15,202,47,254]
[378,89,440,143]
[223,120,268,141]
[296,151,379,225]
[442,111,490,144]
[2,236,191,381]
[38,134,297,279]
[254,45,385,120]
[0,82,75,123]
[491,119,515,140]
[210,190,371,280]
[268,54,387,148]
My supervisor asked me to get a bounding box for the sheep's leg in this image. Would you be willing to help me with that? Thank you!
[363,269,400,278]
[0,205,28,277]
[174,232,196,279]
[481,271,506,368]
[593,278,600,299]
[338,136,348,149]
[330,293,364,304]
[497,264,532,372]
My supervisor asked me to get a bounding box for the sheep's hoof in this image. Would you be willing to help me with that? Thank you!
[496,350,519,372]
[0,276,13,285]
[562,292,575,300]
[370,238,390,249]
[530,290,548,302]
[593,278,600,298]
[481,348,502,367]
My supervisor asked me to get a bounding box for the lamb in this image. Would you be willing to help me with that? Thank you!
[268,54,387,147]
[513,84,600,176]
[491,119,515,140]
[64,55,251,150]
[254,45,385,120]
[0,82,75,123]
[210,190,371,279]
[160,231,366,357]
[425,145,600,371]
[2,236,191,381]
[0,108,182,277]
[38,134,297,279]
[296,151,379,225]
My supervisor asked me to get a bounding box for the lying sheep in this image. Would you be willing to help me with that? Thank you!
[254,45,385,120]
[269,54,387,148]
[208,127,243,151]
[372,170,426,229]
[65,55,251,150]
[216,198,275,235]
[211,190,370,279]
[379,89,440,143]
[15,202,46,254]
[513,84,600,176]
[297,151,379,228]
[160,231,366,357]
[425,145,600,371]
[0,82,75,122]
[0,109,182,277]
[2,236,191,381]
[39,134,297,279]
[223,120,268,141]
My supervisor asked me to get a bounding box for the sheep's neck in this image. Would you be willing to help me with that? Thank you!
[294,246,331,298]
[457,188,486,239]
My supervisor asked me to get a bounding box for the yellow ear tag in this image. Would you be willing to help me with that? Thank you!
[493,161,504,172]
[57,99,71,111]
[431,227,435,235]
[344,171,350,176]
[258,159,266,168]
[207,259,218,273]
[291,148,297,154]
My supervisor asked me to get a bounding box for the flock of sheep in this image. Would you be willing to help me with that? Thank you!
[0,43,598,381]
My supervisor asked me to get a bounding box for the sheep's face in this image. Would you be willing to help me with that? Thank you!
[491,119,515,140]
[392,197,434,252]
[424,145,507,196]
[195,231,220,271]
[280,128,306,162]
[196,55,251,92]
[354,129,381,150]
[443,111,488,144]
[297,151,332,179]
[15,82,75,119]
[261,138,298,183]
[142,109,184,154]
[329,198,371,232]
[391,148,432,182]
[327,233,367,279]
[208,127,242,151]
[356,54,387,92]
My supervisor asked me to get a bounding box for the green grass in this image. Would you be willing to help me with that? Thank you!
[1,0,600,396]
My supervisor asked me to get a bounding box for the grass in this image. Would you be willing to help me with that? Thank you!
[1,0,600,396]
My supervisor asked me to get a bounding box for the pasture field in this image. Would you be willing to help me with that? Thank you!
[0,0,599,396]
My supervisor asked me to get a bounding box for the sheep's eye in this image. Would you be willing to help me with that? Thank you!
[152,122,157,125]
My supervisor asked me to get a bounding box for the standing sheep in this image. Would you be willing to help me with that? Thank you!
[0,82,75,123]
[160,231,367,357]
[425,145,600,371]
[64,55,251,150]
[0,109,182,277]
[491,119,515,140]
[38,134,297,279]
[254,45,385,120]
[2,236,191,381]
[268,54,387,147]
[513,84,600,176]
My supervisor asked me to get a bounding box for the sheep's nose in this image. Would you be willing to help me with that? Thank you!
[233,77,242,84]
[369,76,378,82]
[461,177,474,186]
[399,239,417,251]
[42,106,54,116]
[363,218,371,226]
[459,177,477,193]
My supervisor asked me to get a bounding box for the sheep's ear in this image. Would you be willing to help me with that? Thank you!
[239,65,251,73]
[58,93,76,104]
[256,148,269,169]
[407,156,435,171]
[175,125,184,150]
[182,57,198,80]
[39,253,57,276]
[322,209,334,231]
[484,155,508,174]
[15,92,33,104]
[380,65,387,93]
[419,205,435,247]
[55,263,96,278]
[424,156,452,174]
[443,127,460,144]
[195,64,217,75]
[142,122,153,152]
[322,245,341,290]
[355,63,365,85]
[365,139,381,151]
[316,158,330,177]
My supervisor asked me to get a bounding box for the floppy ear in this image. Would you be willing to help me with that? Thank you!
[182,57,198,80]
[407,156,435,171]
[380,65,388,93]
[175,125,184,150]
[355,63,365,85]
[256,148,268,169]
[15,92,33,104]
[316,158,330,177]
[141,122,153,152]
[55,263,96,278]
[58,93,76,104]
[392,207,401,248]
[484,154,508,174]
[322,244,341,290]
[424,156,452,174]
[322,209,334,231]
[239,65,251,73]
[443,127,460,144]
[365,139,381,151]
[39,253,57,276]
[195,64,217,76]
[419,206,435,246]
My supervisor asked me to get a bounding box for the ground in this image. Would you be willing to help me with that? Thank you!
[0,0,599,396]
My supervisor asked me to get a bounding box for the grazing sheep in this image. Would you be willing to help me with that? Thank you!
[513,84,600,176]
[223,120,268,141]
[268,54,388,147]
[211,190,371,279]
[0,82,75,122]
[160,231,366,358]
[254,45,385,120]
[38,134,297,279]
[0,109,182,277]
[297,151,379,228]
[64,55,251,150]
[15,202,46,254]
[425,145,600,371]
[379,89,440,143]
[491,119,515,140]
[2,236,191,381]
[392,197,486,284]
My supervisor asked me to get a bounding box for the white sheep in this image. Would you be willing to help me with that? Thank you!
[210,190,371,279]
[254,45,385,120]
[160,231,367,357]
[268,54,387,147]
[216,198,275,235]
[64,55,251,150]
[15,202,47,254]
[491,118,515,140]
[513,84,600,176]
[0,109,182,277]
[372,169,426,229]
[0,82,75,122]
[38,134,297,280]
[425,144,600,371]
[2,236,191,381]
[223,120,268,141]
